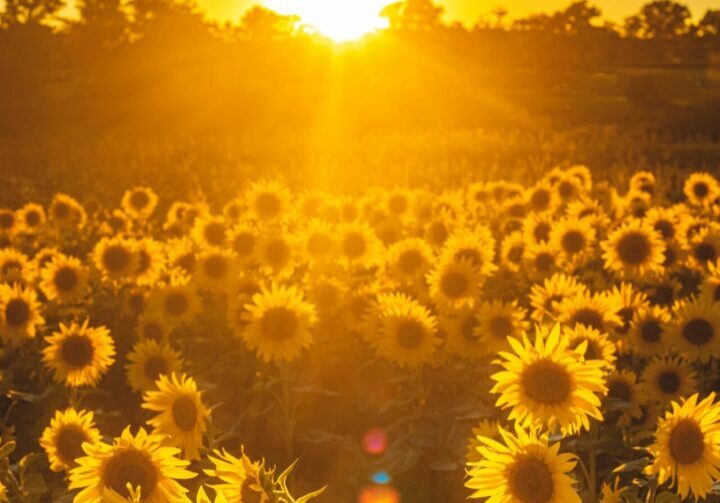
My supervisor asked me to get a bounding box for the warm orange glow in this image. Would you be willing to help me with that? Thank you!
[264,0,390,42]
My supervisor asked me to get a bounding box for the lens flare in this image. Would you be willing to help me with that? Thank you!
[371,470,391,484]
[362,428,388,454]
[358,485,400,503]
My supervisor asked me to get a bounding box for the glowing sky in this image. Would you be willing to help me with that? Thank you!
[201,0,718,26]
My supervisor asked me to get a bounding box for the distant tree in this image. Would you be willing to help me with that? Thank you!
[239,5,299,40]
[380,0,444,31]
[130,0,208,40]
[624,0,692,39]
[75,0,128,45]
[697,9,720,37]
[557,1,601,34]
[0,0,63,26]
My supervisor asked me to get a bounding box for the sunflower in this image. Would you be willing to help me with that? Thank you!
[40,254,89,304]
[42,320,116,387]
[603,370,644,425]
[553,173,584,205]
[525,182,557,214]
[500,231,525,272]
[641,355,697,404]
[16,202,45,234]
[336,222,382,270]
[34,247,61,272]
[701,259,720,303]
[305,274,346,316]
[40,408,101,472]
[385,238,434,286]
[245,180,291,222]
[121,186,159,220]
[665,297,720,362]
[442,308,485,360]
[93,237,138,282]
[241,284,317,362]
[626,306,671,357]
[529,273,588,323]
[644,206,682,243]
[134,238,166,287]
[0,247,33,285]
[600,478,626,503]
[370,293,438,368]
[166,237,198,277]
[466,425,580,503]
[296,219,337,266]
[137,312,173,343]
[191,215,228,249]
[684,172,719,208]
[205,449,267,503]
[473,300,529,356]
[440,227,497,277]
[196,486,230,503]
[427,259,482,312]
[143,373,210,461]
[565,197,607,229]
[0,283,44,346]
[645,393,720,500]
[522,212,553,245]
[466,419,503,464]
[194,248,237,292]
[48,193,86,231]
[492,324,606,435]
[557,290,622,334]
[630,170,656,195]
[223,197,245,222]
[523,242,560,281]
[609,282,650,337]
[227,223,259,267]
[147,279,201,328]
[564,324,616,371]
[0,209,17,238]
[601,220,665,279]
[69,426,195,502]
[423,214,453,249]
[255,230,296,277]
[549,218,596,267]
[687,224,720,271]
[126,339,184,392]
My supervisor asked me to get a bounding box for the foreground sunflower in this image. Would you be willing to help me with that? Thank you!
[205,449,267,502]
[466,425,580,503]
[241,284,317,362]
[491,324,606,435]
[40,408,101,472]
[69,426,195,502]
[43,320,116,387]
[126,339,184,392]
[142,373,210,460]
[646,393,720,500]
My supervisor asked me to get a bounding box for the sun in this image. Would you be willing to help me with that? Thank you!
[264,0,391,43]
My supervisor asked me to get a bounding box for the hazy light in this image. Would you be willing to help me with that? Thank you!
[371,470,391,484]
[264,0,390,42]
[358,485,400,503]
[362,428,388,454]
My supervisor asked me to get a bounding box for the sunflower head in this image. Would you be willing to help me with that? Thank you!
[40,408,100,472]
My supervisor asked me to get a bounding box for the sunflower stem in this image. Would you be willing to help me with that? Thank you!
[588,423,599,503]
[279,361,295,464]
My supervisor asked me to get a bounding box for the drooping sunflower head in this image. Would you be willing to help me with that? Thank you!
[40,254,89,304]
[126,339,184,392]
[227,223,258,266]
[42,319,116,388]
[609,282,650,337]
[500,231,525,272]
[0,283,44,346]
[40,408,101,472]
[646,393,720,500]
[68,426,196,502]
[121,186,158,220]
[205,448,267,503]
[142,373,210,460]
[241,283,317,363]
[491,324,606,435]
[466,425,581,503]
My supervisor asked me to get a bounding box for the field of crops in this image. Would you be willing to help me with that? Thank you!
[3,159,720,503]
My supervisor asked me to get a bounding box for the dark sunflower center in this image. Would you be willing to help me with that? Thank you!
[130,190,150,209]
[616,232,650,265]
[640,321,662,343]
[654,220,674,240]
[618,307,634,333]
[533,223,551,242]
[509,456,554,503]
[54,266,78,292]
[172,395,198,431]
[440,271,469,299]
[396,320,424,349]
[682,318,714,346]
[522,360,572,405]
[61,335,95,368]
[693,182,709,198]
[694,243,716,265]
[531,190,550,210]
[204,222,225,246]
[0,213,14,229]
[204,255,227,278]
[658,371,681,394]
[398,250,423,274]
[266,240,290,267]
[255,193,281,217]
[669,419,705,465]
[103,246,132,273]
[342,233,367,259]
[104,449,158,499]
[570,308,604,331]
[233,233,256,257]
[608,380,632,402]
[429,222,448,245]
[5,298,30,326]
[489,316,512,339]
[142,321,164,341]
[535,253,554,271]
[558,180,574,199]
[508,246,523,264]
[652,285,674,306]
[25,210,41,227]
[261,307,298,341]
[561,231,585,255]
[388,195,407,214]
[462,316,479,342]
[176,253,196,274]
[143,356,169,382]
[53,202,70,219]
[307,234,332,257]
[56,426,88,466]
[165,292,189,316]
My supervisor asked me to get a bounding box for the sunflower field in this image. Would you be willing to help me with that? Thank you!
[2,167,720,502]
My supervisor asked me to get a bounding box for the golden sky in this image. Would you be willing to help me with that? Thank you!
[203,0,718,25]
